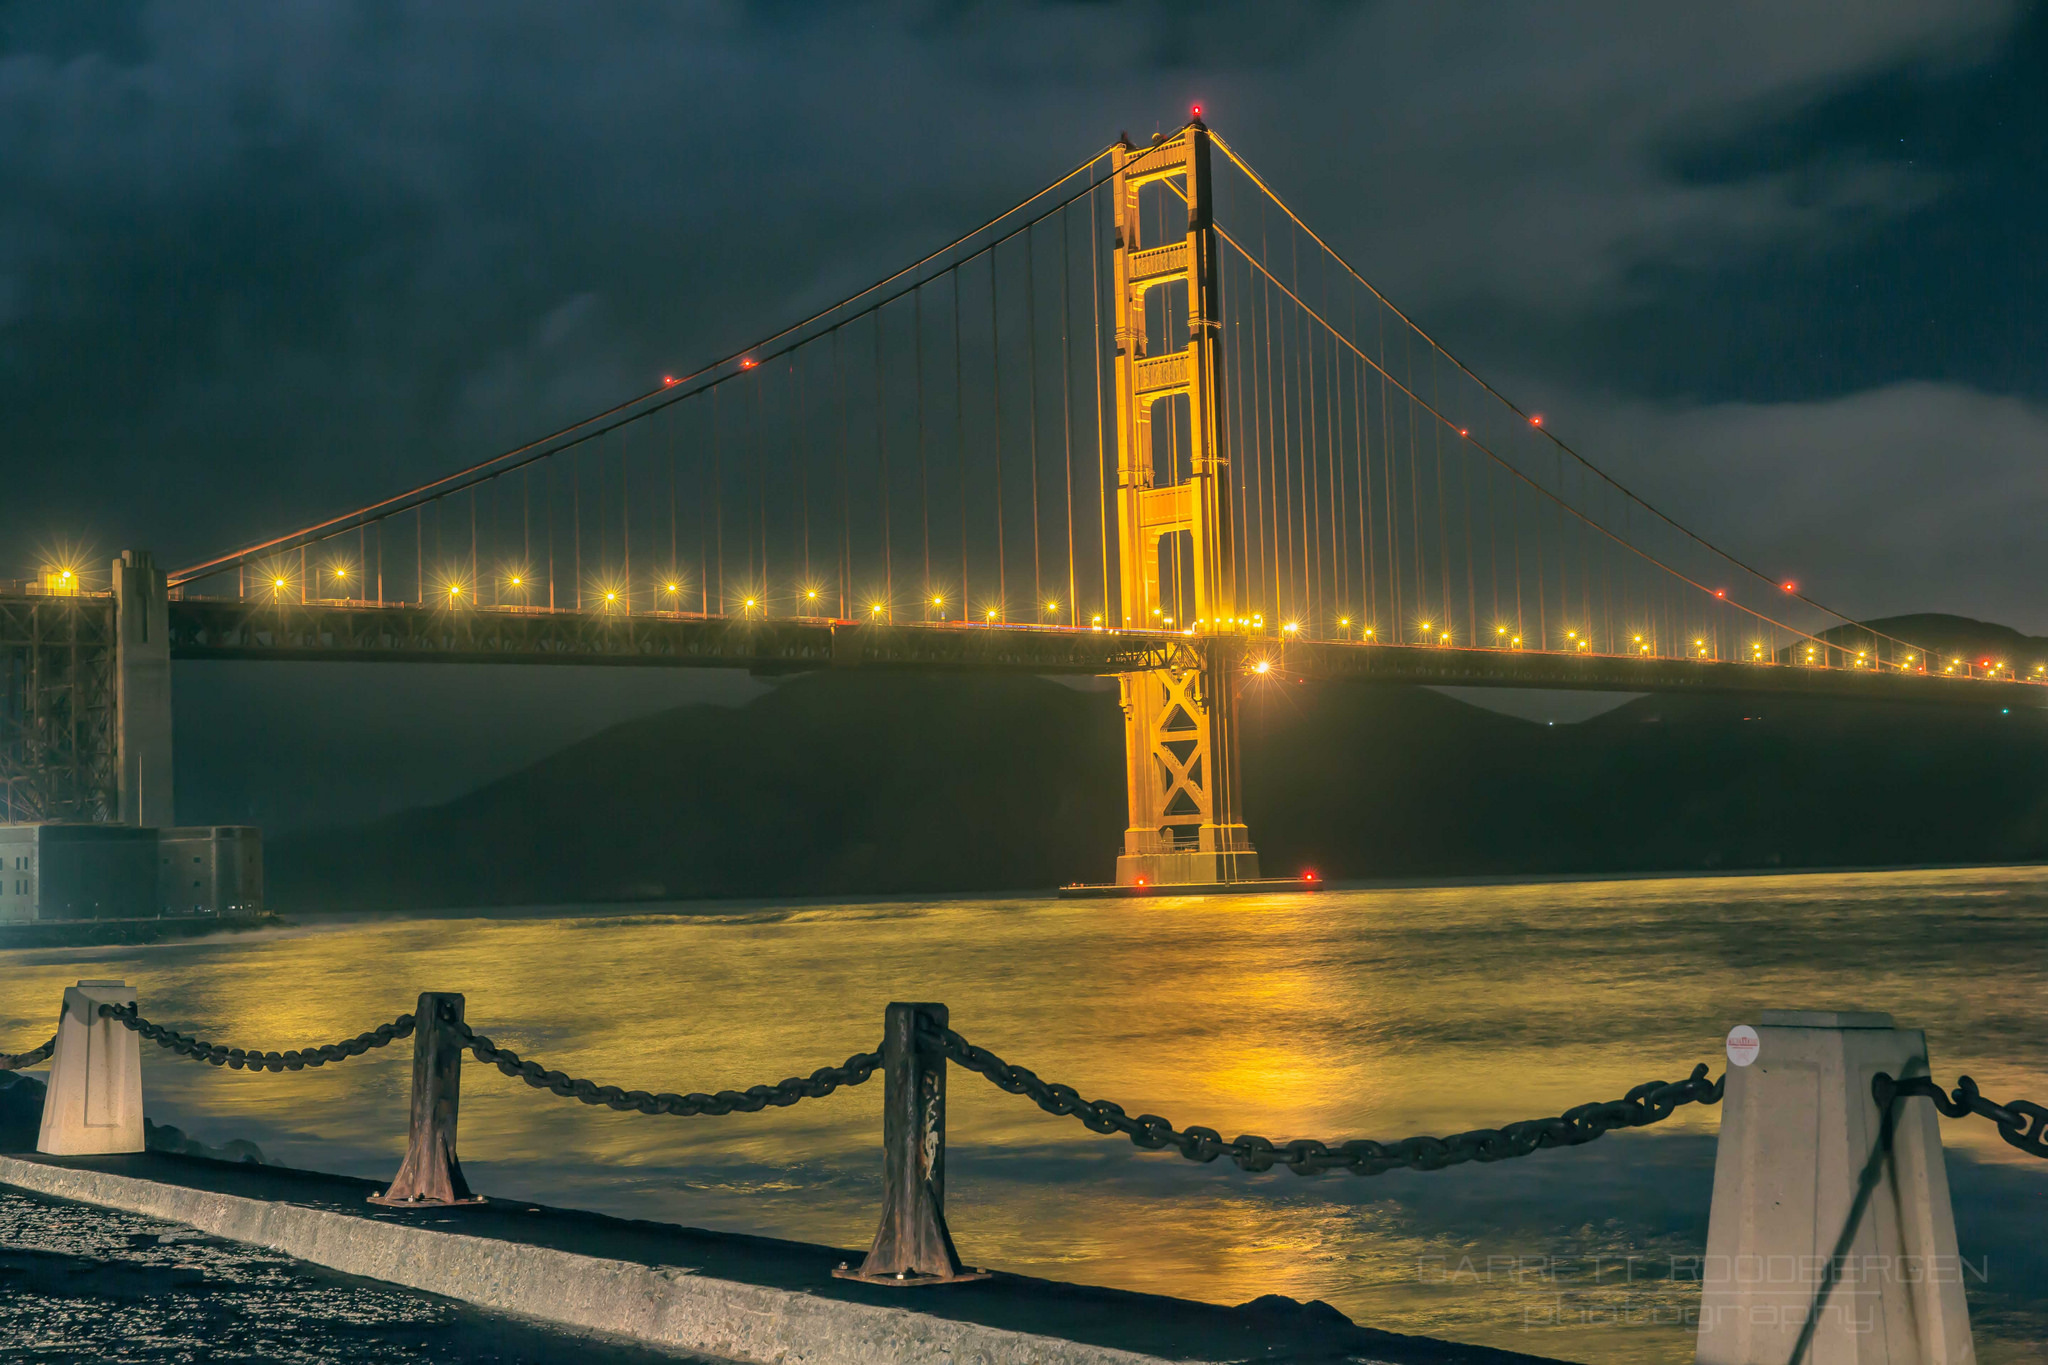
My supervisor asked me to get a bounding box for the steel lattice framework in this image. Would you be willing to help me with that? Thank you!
[0,596,118,823]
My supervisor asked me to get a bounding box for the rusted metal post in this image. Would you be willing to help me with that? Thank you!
[369,992,484,1207]
[833,1002,986,1285]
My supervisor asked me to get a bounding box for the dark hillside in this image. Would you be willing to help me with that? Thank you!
[272,668,2048,910]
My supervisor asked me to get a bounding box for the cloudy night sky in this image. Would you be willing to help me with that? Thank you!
[4,2,2045,826]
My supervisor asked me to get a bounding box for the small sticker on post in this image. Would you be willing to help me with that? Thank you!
[1726,1025,1761,1067]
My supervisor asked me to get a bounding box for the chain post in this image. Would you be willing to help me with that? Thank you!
[834,1002,987,1286]
[370,992,484,1208]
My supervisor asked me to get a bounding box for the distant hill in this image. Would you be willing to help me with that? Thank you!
[1778,612,2048,673]
[271,661,2048,911]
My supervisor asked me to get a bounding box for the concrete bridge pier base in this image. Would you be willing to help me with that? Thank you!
[113,550,174,829]
[1695,1008,1974,1364]
[36,981,144,1157]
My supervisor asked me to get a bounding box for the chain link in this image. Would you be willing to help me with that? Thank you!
[0,1037,56,1071]
[1874,1073,2048,1159]
[447,1014,882,1116]
[96,1002,415,1071]
[937,1027,1723,1176]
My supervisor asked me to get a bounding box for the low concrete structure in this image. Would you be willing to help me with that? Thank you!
[0,822,157,923]
[0,1153,1561,1365]
[1696,1009,1973,1365]
[35,981,144,1157]
[0,822,263,924]
[157,826,262,917]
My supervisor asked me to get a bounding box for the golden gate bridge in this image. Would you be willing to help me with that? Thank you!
[6,118,2039,885]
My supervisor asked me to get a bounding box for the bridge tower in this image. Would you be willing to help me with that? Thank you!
[1108,122,1259,887]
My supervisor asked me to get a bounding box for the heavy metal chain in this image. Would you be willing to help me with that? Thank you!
[96,1002,415,1071]
[0,1037,56,1071]
[938,1027,1723,1176]
[447,1013,882,1116]
[1875,1072,2048,1159]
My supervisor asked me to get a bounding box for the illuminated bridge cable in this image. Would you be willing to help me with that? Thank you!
[1209,131,1939,664]
[167,142,1119,589]
[1212,228,1841,654]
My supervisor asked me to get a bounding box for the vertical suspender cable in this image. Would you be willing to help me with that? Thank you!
[753,373,767,598]
[1377,309,1398,639]
[954,271,969,616]
[835,328,850,618]
[1025,223,1042,614]
[874,311,892,613]
[1059,202,1077,624]
[989,252,1006,611]
[914,287,930,603]
[1090,181,1111,624]
[710,388,723,611]
[1432,362,1451,642]
[794,357,810,596]
[666,411,676,581]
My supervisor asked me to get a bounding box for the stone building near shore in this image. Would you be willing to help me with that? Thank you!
[0,823,262,923]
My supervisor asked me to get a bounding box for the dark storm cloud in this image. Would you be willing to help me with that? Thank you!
[0,0,2037,611]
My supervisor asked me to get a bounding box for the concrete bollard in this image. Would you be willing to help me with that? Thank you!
[834,1001,986,1285]
[37,980,145,1156]
[1696,1009,1974,1365]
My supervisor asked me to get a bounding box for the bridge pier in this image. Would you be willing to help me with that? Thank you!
[113,550,174,828]
[1114,643,1259,887]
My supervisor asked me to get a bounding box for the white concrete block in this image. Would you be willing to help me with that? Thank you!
[1696,1008,1974,1364]
[36,981,144,1156]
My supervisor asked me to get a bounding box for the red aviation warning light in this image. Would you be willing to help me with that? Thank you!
[1714,589,1726,598]
[1782,581,1796,593]
[1191,104,1202,118]
[1530,414,1542,426]
[739,358,757,370]
[663,375,677,386]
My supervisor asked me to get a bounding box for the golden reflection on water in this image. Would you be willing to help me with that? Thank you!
[4,865,2046,1364]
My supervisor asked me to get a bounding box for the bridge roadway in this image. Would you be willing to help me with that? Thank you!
[160,596,2048,707]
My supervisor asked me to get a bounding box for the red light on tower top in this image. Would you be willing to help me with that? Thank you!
[1781,581,1796,593]
[1530,414,1543,426]
[1714,589,1726,598]
[739,358,757,370]
[663,375,677,386]
[1191,104,1202,118]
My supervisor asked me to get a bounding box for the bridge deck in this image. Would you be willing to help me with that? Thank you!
[154,597,2048,707]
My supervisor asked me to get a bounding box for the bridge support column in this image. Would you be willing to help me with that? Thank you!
[1106,122,1260,887]
[1115,641,1258,886]
[113,550,173,828]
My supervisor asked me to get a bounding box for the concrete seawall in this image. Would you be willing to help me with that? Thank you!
[0,1151,1566,1364]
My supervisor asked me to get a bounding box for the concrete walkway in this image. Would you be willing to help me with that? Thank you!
[0,1150,1570,1365]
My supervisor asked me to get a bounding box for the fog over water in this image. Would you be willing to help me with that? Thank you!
[3,867,2044,1364]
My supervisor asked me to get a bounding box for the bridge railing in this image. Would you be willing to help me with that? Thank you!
[6,982,2039,1347]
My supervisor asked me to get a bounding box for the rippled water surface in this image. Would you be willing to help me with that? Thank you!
[4,866,2045,1363]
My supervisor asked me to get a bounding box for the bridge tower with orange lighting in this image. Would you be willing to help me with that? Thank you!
[1107,121,1259,887]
